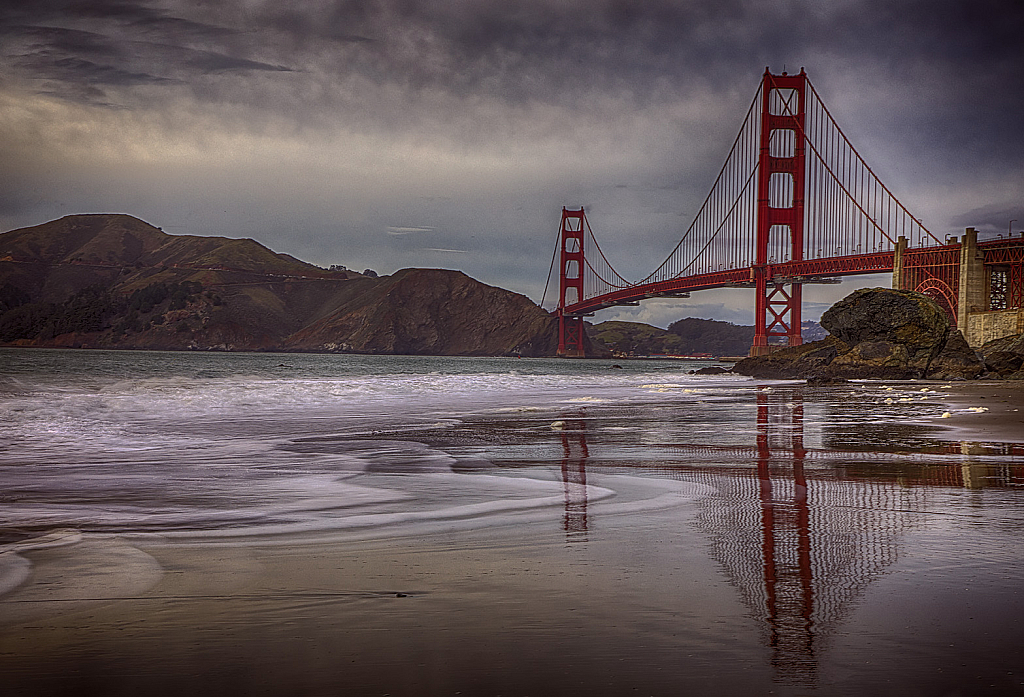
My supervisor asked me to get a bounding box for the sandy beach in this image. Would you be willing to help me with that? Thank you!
[919,380,1024,442]
[2,353,1023,696]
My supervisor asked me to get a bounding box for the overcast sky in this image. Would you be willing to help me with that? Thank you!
[2,0,1022,326]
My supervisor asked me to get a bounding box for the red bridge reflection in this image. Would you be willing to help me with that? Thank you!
[554,387,1024,686]
[558,420,589,540]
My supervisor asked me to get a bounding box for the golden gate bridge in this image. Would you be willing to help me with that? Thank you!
[546,69,1024,357]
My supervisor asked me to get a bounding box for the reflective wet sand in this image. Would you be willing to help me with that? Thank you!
[2,371,1024,696]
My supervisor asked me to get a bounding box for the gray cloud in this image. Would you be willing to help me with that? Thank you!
[387,226,435,235]
[5,1,1022,146]
[953,203,1024,238]
[1,0,1021,323]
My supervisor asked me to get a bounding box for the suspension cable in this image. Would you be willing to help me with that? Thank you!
[540,221,561,309]
[794,78,943,247]
[637,84,764,285]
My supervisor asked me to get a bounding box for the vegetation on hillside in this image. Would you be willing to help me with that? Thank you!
[1,214,556,354]
[667,318,755,357]
[587,321,686,356]
[588,317,827,357]
[0,281,207,343]
[589,317,761,357]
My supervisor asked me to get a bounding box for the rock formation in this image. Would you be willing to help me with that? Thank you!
[734,288,986,380]
[979,333,1024,379]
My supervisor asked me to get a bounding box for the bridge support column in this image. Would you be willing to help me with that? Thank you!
[557,312,585,358]
[751,69,807,356]
[957,227,985,330]
[891,235,908,290]
[557,208,587,357]
[752,276,803,356]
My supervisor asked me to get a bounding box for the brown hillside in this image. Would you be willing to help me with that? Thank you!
[283,268,558,356]
[1,215,558,356]
[0,214,166,265]
[0,214,332,277]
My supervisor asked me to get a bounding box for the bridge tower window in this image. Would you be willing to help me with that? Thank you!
[769,172,794,208]
[768,89,798,116]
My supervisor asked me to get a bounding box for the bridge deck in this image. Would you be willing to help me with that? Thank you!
[562,250,895,316]
[564,237,1023,317]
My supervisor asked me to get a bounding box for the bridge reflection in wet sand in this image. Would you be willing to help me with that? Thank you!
[558,419,590,540]
[555,387,1024,688]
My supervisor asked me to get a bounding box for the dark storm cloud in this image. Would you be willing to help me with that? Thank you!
[248,0,761,107]
[250,0,1022,96]
[4,0,1022,143]
[0,0,234,38]
[29,54,174,87]
[954,203,1024,236]
[0,2,290,108]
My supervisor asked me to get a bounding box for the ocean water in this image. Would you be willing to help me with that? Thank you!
[1,348,1023,696]
[0,349,756,541]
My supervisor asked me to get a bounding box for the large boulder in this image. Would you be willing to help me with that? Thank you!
[827,340,913,379]
[926,329,986,380]
[821,287,949,371]
[734,288,985,380]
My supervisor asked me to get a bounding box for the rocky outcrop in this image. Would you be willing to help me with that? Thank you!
[734,288,985,380]
[980,333,1024,379]
[691,365,730,375]
[733,335,848,379]
[927,329,987,380]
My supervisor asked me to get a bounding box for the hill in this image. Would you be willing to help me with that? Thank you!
[586,321,685,357]
[588,318,828,358]
[0,214,557,356]
[586,318,753,358]
[666,318,755,357]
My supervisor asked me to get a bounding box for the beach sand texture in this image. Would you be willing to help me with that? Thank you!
[2,353,1022,696]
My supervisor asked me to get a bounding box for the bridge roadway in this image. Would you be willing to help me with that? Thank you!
[562,250,894,316]
[562,233,1024,320]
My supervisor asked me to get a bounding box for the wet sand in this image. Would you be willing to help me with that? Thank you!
[3,496,776,697]
[921,380,1024,442]
[4,475,1024,696]
[2,379,1024,696]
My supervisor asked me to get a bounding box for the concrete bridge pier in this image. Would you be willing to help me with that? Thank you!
[957,227,986,332]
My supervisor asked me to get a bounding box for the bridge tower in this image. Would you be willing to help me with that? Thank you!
[751,69,807,356]
[556,208,587,357]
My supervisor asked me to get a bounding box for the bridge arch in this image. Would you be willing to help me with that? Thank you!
[913,278,956,320]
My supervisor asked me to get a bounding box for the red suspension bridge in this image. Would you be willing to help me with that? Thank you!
[547,69,1024,357]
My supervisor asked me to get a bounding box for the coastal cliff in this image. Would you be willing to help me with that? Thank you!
[0,214,557,356]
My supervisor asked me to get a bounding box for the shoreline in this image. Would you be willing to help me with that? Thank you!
[797,378,1024,443]
[918,380,1024,443]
